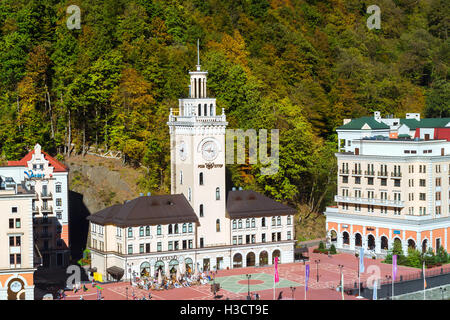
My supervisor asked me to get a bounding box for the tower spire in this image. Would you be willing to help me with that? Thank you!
[196,39,201,71]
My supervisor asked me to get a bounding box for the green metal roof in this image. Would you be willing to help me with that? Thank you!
[416,118,450,128]
[399,119,421,130]
[337,116,390,130]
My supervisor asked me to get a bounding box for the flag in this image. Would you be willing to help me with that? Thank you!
[393,255,397,280]
[373,279,378,300]
[305,265,310,291]
[274,257,279,283]
[359,247,365,273]
[423,261,427,289]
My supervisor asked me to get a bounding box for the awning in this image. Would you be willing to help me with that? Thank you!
[107,266,124,279]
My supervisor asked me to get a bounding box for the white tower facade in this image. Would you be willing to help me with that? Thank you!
[167,48,230,248]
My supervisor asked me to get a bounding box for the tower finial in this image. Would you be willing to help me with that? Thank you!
[196,39,201,71]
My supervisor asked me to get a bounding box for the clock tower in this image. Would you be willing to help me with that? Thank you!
[167,42,229,248]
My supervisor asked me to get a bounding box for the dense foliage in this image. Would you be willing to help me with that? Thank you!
[384,241,450,268]
[0,0,448,215]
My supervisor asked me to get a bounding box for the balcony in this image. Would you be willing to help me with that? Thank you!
[377,171,388,177]
[32,207,39,214]
[339,169,349,175]
[334,195,404,208]
[41,206,53,213]
[391,172,402,178]
[40,192,53,199]
[351,170,362,176]
[364,170,375,176]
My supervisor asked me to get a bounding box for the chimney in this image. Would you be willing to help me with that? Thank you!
[374,111,381,122]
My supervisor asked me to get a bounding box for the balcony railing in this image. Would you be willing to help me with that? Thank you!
[32,207,39,214]
[40,192,53,199]
[391,172,402,178]
[364,170,375,176]
[339,169,349,175]
[377,171,388,177]
[352,170,362,175]
[41,206,53,213]
[334,195,404,207]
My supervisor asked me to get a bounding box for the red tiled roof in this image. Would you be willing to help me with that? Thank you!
[7,150,68,172]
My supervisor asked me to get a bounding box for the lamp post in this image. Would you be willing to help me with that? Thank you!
[315,259,320,282]
[440,287,447,300]
[126,287,128,300]
[385,275,392,300]
[246,274,251,299]
[290,286,296,300]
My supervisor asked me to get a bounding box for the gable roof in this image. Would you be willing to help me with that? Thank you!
[87,194,199,227]
[226,190,296,219]
[8,150,68,172]
[337,116,390,130]
[399,118,421,130]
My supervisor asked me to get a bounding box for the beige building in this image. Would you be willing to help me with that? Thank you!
[87,54,296,282]
[326,113,450,257]
[0,175,36,299]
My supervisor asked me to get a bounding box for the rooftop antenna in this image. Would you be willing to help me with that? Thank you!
[196,39,201,71]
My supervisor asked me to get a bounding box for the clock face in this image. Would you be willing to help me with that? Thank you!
[10,280,22,293]
[178,141,187,161]
[201,141,219,161]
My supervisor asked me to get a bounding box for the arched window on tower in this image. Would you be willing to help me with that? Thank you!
[157,225,161,235]
[174,224,179,234]
[198,104,201,116]
[216,187,220,200]
[168,225,173,234]
[188,188,192,201]
[128,227,133,238]
[199,204,204,217]
[216,219,220,232]
[210,104,213,116]
[262,217,266,227]
[180,170,183,185]
[204,104,207,116]
[199,172,203,185]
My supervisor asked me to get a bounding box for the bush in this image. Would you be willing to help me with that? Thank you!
[330,244,337,254]
[318,241,325,250]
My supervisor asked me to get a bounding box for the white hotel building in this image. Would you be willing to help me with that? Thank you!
[325,112,450,257]
[87,57,296,281]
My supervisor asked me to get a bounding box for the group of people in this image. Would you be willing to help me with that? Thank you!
[134,270,213,291]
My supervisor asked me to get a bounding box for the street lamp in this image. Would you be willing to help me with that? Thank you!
[440,287,447,300]
[385,275,392,300]
[246,274,251,299]
[126,287,128,300]
[315,259,320,282]
[289,286,296,300]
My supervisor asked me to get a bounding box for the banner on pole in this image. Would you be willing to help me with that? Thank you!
[305,264,310,291]
[359,247,365,273]
[393,254,397,280]
[274,257,279,283]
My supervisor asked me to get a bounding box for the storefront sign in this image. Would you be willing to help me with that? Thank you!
[393,230,401,235]
[198,163,223,170]
[24,170,49,179]
[342,225,348,228]
[366,227,375,231]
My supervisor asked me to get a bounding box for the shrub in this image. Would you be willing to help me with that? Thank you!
[318,241,325,250]
[330,244,337,254]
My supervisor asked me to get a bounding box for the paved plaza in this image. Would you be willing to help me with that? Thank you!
[63,248,423,300]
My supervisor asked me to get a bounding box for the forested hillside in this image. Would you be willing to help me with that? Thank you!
[0,0,448,218]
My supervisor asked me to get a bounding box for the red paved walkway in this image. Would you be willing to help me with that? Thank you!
[64,248,420,300]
